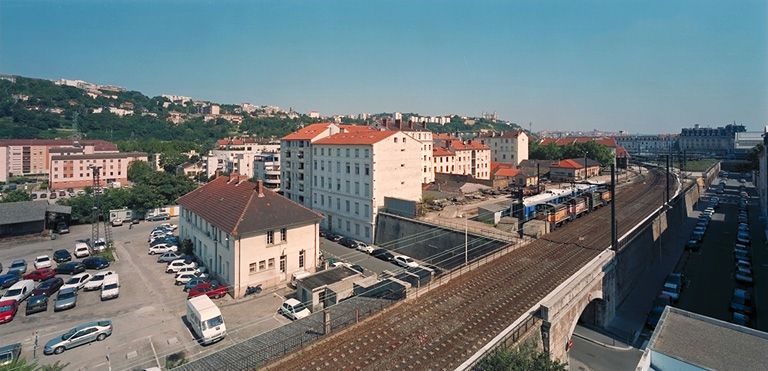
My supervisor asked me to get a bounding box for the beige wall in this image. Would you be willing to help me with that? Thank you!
[180,207,320,298]
[49,155,147,190]
[479,132,528,166]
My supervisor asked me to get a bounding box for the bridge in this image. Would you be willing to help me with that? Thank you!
[251,166,713,370]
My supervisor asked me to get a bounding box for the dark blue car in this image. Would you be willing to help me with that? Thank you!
[0,271,21,289]
[82,257,110,270]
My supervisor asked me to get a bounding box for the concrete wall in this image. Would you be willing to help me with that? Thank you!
[375,212,507,270]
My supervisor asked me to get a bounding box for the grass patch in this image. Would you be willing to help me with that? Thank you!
[94,248,117,262]
[683,159,717,172]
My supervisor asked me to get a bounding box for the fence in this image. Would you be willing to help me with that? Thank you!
[464,315,540,370]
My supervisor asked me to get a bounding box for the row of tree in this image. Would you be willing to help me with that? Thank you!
[529,141,615,167]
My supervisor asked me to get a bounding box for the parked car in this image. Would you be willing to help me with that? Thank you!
[44,320,113,355]
[73,243,91,258]
[55,262,86,276]
[733,311,750,326]
[188,281,228,299]
[158,223,178,230]
[372,249,395,262]
[394,255,419,268]
[157,252,183,263]
[278,298,311,320]
[92,238,108,253]
[32,277,64,297]
[111,218,123,227]
[645,294,672,329]
[355,242,375,254]
[33,255,53,270]
[684,239,700,251]
[8,259,27,275]
[736,235,751,246]
[146,213,170,221]
[83,270,115,291]
[339,237,357,248]
[53,288,78,312]
[100,274,120,301]
[735,270,754,285]
[183,276,211,292]
[1,280,35,303]
[25,295,48,315]
[148,243,178,255]
[150,235,178,246]
[23,268,56,282]
[0,300,19,324]
[82,257,110,270]
[55,222,70,234]
[731,290,753,314]
[0,271,21,289]
[53,249,72,263]
[166,259,196,273]
[131,218,141,225]
[61,273,92,291]
[175,272,207,285]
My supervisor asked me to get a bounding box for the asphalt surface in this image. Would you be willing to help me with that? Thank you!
[568,330,643,371]
[319,239,401,275]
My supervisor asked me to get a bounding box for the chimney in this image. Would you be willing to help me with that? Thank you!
[257,180,265,197]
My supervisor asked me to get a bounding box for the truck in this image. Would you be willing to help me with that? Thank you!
[186,295,226,345]
[109,208,133,223]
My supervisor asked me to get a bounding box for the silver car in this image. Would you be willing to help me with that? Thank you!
[53,287,78,312]
[44,320,113,355]
[157,251,182,263]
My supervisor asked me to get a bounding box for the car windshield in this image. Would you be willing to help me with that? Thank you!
[58,291,75,299]
[92,275,105,282]
[66,277,81,284]
[103,283,118,290]
[0,304,13,311]
[5,289,22,296]
[62,329,76,340]
[10,262,23,268]
[203,315,224,330]
[37,257,49,262]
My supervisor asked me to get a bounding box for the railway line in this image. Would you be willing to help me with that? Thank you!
[267,169,671,370]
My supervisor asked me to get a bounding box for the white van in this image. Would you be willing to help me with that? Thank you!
[74,242,91,258]
[1,280,35,303]
[100,274,120,301]
[186,295,226,345]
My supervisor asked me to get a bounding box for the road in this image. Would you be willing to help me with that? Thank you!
[568,331,642,371]
[319,239,400,274]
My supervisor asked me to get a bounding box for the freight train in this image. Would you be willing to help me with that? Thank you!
[535,189,612,227]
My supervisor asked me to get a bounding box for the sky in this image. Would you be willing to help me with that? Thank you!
[1,0,766,133]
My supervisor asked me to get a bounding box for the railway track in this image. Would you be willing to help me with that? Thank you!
[267,169,670,370]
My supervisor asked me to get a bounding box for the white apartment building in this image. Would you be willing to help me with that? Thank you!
[280,123,373,207]
[432,137,492,180]
[254,152,281,191]
[375,120,435,184]
[311,131,422,244]
[177,176,323,298]
[203,138,280,179]
[477,131,529,166]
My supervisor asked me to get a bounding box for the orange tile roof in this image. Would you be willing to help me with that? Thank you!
[551,158,600,169]
[313,131,398,145]
[449,140,490,151]
[616,146,630,158]
[433,147,454,157]
[433,133,458,140]
[281,123,333,140]
[495,168,520,177]
[339,124,375,132]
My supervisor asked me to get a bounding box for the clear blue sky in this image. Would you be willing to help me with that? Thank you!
[1,0,766,133]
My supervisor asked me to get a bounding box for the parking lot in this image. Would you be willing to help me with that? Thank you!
[0,218,292,370]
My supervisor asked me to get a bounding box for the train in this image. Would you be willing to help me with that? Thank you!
[535,189,612,227]
[518,184,601,221]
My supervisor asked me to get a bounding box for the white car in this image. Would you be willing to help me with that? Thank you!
[34,255,53,269]
[159,223,178,231]
[166,259,197,273]
[175,266,203,276]
[149,232,173,243]
[61,273,93,291]
[355,242,375,254]
[83,270,115,291]
[93,238,107,252]
[175,272,207,285]
[148,243,178,255]
[278,298,311,320]
[394,255,419,268]
[111,218,123,227]
[74,243,91,258]
[1,280,35,303]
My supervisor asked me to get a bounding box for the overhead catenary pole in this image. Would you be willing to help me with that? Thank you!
[610,164,617,250]
[666,154,670,204]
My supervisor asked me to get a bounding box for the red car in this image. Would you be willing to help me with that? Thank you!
[0,299,19,324]
[24,268,57,281]
[187,281,228,299]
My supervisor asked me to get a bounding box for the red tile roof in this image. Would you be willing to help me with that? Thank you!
[433,133,458,141]
[539,136,618,148]
[433,147,454,157]
[449,140,489,151]
[177,175,323,236]
[495,168,520,177]
[551,158,600,169]
[339,125,375,133]
[281,123,334,141]
[313,131,398,145]
[616,145,630,158]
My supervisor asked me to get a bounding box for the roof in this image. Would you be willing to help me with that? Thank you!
[448,140,489,151]
[615,146,629,158]
[433,133,458,141]
[539,136,618,148]
[0,201,71,225]
[297,266,360,290]
[649,307,768,371]
[176,175,323,236]
[477,130,526,139]
[313,131,398,146]
[495,168,520,177]
[0,139,117,151]
[338,124,375,133]
[433,147,454,157]
[551,158,601,169]
[51,152,148,161]
[281,123,334,141]
[48,147,84,153]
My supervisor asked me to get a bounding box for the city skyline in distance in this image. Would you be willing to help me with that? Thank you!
[1,0,766,133]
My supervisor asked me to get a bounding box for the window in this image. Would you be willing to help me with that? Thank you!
[355,163,360,175]
[364,183,370,197]
[346,221,351,232]
[299,250,305,268]
[337,179,341,191]
[337,198,341,210]
[346,148,350,157]
[321,148,325,155]
[280,255,286,272]
[345,200,350,212]
[321,194,325,206]
[280,228,287,242]
[267,230,274,244]
[364,204,370,217]
[403,137,406,144]
[345,180,350,192]
[355,148,359,157]
[365,226,370,238]
[259,260,266,270]
[355,182,359,195]
[268,258,275,269]
[336,161,341,173]
[337,148,341,156]
[249,262,257,273]
[364,149,369,158]
[364,164,369,175]
[355,202,359,215]
[314,160,317,170]
[345,162,350,173]
[394,137,398,143]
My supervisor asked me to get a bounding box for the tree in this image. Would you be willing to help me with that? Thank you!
[128,160,154,183]
[0,190,32,203]
[476,341,566,371]
[160,151,189,174]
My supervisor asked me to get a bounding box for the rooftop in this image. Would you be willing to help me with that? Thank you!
[539,136,618,148]
[177,175,323,236]
[649,307,768,371]
[51,152,148,161]
[281,123,334,141]
[297,266,361,290]
[551,158,600,169]
[433,147,454,157]
[0,139,118,152]
[314,131,397,146]
[477,130,526,138]
[0,201,71,225]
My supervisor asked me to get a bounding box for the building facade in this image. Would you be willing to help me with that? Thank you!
[48,152,148,190]
[0,139,118,182]
[177,176,323,298]
[477,131,529,166]
[614,134,679,155]
[254,152,281,191]
[311,131,422,243]
[432,138,491,180]
[549,158,601,181]
[678,124,746,155]
[203,138,279,179]
[374,120,435,184]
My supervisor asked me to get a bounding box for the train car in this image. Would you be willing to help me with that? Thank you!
[586,191,603,210]
[599,190,613,204]
[568,196,589,220]
[537,203,569,226]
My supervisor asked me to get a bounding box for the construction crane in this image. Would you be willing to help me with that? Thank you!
[89,165,113,249]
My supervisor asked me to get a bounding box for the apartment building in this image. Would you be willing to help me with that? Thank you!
[477,131,529,166]
[254,152,281,191]
[432,137,492,180]
[0,139,118,182]
[375,120,434,184]
[203,138,279,179]
[280,123,373,207]
[177,175,323,298]
[311,130,422,243]
[678,124,746,155]
[48,152,148,190]
[615,134,678,155]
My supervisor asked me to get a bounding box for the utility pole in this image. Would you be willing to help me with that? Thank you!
[665,154,670,204]
[464,214,468,266]
[584,151,589,181]
[611,164,617,251]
